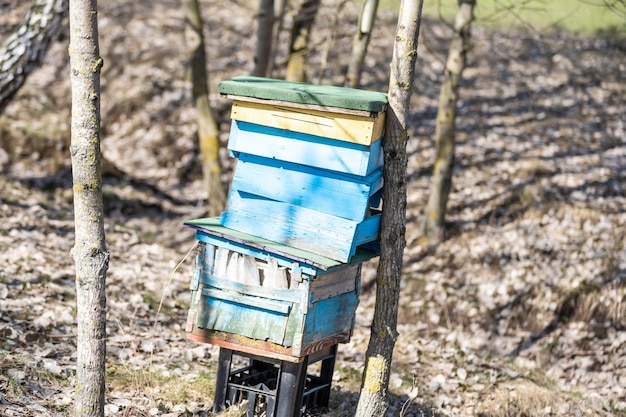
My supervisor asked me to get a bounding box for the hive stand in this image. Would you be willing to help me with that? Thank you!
[213,345,337,417]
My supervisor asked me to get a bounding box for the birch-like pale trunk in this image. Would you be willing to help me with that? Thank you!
[345,0,379,88]
[69,0,108,416]
[0,0,67,115]
[355,0,424,416]
[421,0,475,243]
[183,0,225,216]
[253,0,274,77]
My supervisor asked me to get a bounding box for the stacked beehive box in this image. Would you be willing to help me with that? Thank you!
[218,76,387,263]
[184,77,387,359]
[183,77,387,415]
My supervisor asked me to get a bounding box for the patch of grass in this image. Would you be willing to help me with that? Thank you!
[477,379,561,417]
[381,0,625,36]
[153,369,216,404]
[142,291,175,315]
[107,359,219,412]
[476,377,621,417]
[62,289,76,301]
[562,280,626,328]
[333,363,363,392]
[106,362,147,391]
[0,353,25,397]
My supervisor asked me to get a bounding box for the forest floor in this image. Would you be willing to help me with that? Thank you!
[0,1,625,416]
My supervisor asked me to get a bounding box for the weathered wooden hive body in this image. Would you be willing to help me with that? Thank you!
[184,76,387,362]
[185,218,377,361]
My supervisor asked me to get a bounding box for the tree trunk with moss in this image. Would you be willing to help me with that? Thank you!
[421,0,475,243]
[183,0,225,216]
[0,0,67,115]
[345,0,379,88]
[285,0,320,82]
[355,1,424,416]
[69,0,108,416]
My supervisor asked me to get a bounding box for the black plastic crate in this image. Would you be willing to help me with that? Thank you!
[214,345,337,417]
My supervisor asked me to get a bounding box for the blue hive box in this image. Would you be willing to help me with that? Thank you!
[217,76,387,263]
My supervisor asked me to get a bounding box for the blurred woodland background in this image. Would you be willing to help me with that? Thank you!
[0,0,625,416]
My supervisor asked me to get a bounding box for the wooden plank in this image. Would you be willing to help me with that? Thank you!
[228,120,383,176]
[354,214,381,246]
[201,287,292,315]
[189,248,203,291]
[221,191,381,262]
[186,329,352,362]
[230,100,385,146]
[186,218,339,272]
[199,272,305,304]
[185,288,202,333]
[185,218,380,270]
[262,257,289,289]
[310,264,361,303]
[231,154,383,221]
[187,330,307,362]
[217,75,388,113]
[197,243,307,291]
[195,231,321,277]
[195,245,361,302]
[197,292,300,346]
[302,290,359,348]
[225,95,377,117]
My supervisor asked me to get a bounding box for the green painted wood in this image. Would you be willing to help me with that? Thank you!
[217,76,388,113]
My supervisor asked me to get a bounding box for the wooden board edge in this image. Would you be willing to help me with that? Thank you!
[186,328,352,362]
[225,94,386,118]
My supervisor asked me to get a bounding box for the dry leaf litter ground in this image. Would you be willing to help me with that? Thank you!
[0,1,625,416]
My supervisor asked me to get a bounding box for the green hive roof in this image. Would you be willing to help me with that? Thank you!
[218,76,388,113]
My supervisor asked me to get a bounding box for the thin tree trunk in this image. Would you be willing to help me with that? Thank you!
[183,0,225,217]
[253,0,274,77]
[355,0,424,416]
[0,0,67,115]
[421,0,475,243]
[267,0,287,76]
[285,0,320,82]
[345,0,379,88]
[68,0,108,416]
[317,0,348,84]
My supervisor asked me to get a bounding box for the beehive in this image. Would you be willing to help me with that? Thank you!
[184,218,377,361]
[217,76,387,263]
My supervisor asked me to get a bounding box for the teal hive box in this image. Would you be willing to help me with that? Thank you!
[184,218,377,361]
